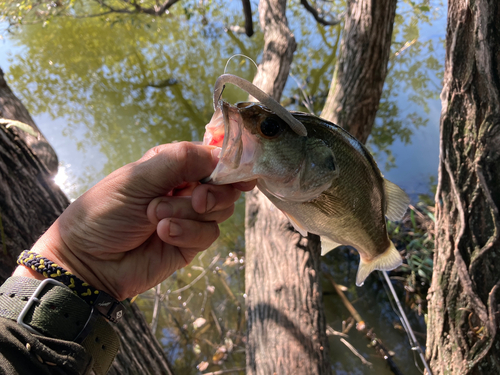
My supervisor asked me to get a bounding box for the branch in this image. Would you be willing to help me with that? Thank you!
[90,0,181,16]
[71,10,121,19]
[121,0,182,15]
[340,338,372,367]
[170,253,221,294]
[300,0,341,26]
[94,0,136,14]
[157,0,182,14]
[150,283,162,334]
[241,0,254,37]
[326,325,348,338]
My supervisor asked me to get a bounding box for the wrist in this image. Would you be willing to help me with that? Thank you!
[12,264,45,280]
[18,218,120,300]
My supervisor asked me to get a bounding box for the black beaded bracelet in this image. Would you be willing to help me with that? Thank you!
[18,250,101,305]
[17,250,125,323]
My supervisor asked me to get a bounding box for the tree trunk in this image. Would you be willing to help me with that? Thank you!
[320,0,397,144]
[0,69,174,375]
[426,0,500,374]
[0,68,59,175]
[245,1,331,374]
[250,0,296,100]
[108,300,174,375]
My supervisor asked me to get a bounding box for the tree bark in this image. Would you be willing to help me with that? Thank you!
[0,69,174,374]
[426,0,500,374]
[246,192,330,375]
[0,68,59,175]
[250,0,297,100]
[108,300,174,375]
[320,0,397,144]
[245,1,330,374]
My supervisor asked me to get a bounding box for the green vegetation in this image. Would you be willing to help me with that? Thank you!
[388,201,435,317]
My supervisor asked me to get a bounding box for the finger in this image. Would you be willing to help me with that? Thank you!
[136,142,221,196]
[232,180,257,191]
[156,218,220,250]
[147,196,235,225]
[171,182,199,197]
[191,184,241,214]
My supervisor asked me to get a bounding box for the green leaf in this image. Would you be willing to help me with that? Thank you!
[410,209,417,229]
[417,269,428,279]
[424,257,434,267]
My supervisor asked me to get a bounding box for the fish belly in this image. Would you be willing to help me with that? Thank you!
[264,191,381,254]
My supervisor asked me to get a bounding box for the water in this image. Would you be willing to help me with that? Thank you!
[0,0,445,373]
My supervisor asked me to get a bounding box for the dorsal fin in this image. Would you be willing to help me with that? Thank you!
[383,179,410,221]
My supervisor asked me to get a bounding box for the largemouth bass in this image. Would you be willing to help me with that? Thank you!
[202,78,409,286]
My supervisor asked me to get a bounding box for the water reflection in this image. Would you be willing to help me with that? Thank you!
[5,11,263,194]
[1,0,444,373]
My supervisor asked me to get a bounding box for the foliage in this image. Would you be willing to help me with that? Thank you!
[388,201,435,317]
[0,0,210,28]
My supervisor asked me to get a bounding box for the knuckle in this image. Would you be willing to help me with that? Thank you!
[174,141,195,161]
[172,142,198,174]
[141,145,163,161]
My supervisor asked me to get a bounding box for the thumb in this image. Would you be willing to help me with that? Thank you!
[136,142,221,193]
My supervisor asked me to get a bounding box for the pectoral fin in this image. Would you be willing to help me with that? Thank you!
[383,179,410,221]
[320,238,343,256]
[284,213,308,237]
[355,241,402,286]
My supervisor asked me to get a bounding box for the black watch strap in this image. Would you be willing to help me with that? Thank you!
[0,276,120,375]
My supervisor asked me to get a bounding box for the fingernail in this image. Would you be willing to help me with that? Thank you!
[169,221,183,237]
[156,202,172,220]
[206,192,216,212]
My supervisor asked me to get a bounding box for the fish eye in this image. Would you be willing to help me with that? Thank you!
[259,117,283,138]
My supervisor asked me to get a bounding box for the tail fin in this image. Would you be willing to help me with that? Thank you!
[356,242,402,286]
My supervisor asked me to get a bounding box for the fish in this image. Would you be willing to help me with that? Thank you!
[202,75,409,286]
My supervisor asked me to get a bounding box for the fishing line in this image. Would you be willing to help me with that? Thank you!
[223,54,259,75]
[380,270,433,375]
[289,74,316,115]
[215,54,259,105]
[220,54,258,104]
[378,272,422,373]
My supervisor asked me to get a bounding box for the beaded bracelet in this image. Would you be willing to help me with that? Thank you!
[17,250,124,323]
[17,250,101,305]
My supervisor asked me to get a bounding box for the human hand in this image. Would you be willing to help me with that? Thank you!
[14,142,256,300]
